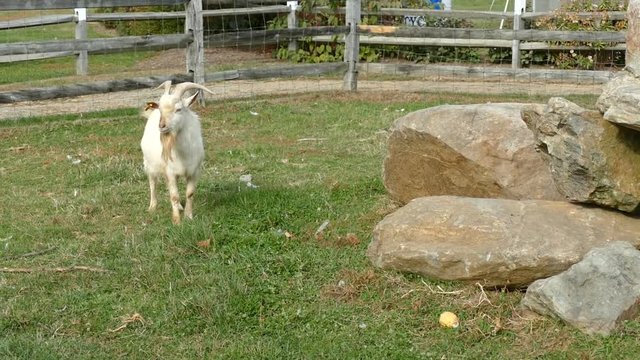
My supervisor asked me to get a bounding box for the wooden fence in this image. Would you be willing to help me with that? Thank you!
[0,0,628,102]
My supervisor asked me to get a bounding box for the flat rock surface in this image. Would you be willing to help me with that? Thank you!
[367,196,640,287]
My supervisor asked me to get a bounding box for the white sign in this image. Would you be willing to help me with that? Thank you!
[404,16,427,27]
[404,0,452,27]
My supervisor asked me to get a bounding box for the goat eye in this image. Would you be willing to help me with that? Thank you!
[175,108,182,113]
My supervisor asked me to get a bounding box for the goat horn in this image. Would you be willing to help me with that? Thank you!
[156,80,173,95]
[171,82,215,100]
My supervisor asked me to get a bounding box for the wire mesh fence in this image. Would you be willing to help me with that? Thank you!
[0,0,627,119]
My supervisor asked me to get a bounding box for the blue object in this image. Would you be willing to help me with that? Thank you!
[429,0,443,10]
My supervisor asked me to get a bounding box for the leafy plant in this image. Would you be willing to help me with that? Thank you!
[531,0,627,69]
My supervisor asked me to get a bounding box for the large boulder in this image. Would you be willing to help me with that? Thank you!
[367,196,640,287]
[523,97,640,213]
[596,71,640,132]
[521,241,640,336]
[383,103,563,204]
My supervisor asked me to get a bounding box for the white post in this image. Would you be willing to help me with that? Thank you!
[511,0,526,70]
[186,0,205,86]
[441,0,452,11]
[287,1,298,52]
[74,8,88,76]
[343,0,360,91]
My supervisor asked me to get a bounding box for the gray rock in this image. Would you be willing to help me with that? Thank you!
[383,103,562,205]
[597,0,640,132]
[521,241,640,336]
[367,196,640,287]
[596,71,640,132]
[523,97,640,213]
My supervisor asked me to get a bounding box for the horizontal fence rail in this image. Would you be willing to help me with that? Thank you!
[0,34,193,56]
[205,26,349,47]
[0,0,187,10]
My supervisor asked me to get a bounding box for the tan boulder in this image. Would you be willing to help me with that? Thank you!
[367,196,640,287]
[383,103,562,204]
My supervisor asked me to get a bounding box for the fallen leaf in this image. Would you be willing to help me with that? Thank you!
[197,239,211,249]
[284,231,294,239]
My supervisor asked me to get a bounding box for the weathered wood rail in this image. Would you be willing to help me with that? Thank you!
[0,0,627,103]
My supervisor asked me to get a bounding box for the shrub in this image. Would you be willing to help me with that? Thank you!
[522,0,626,69]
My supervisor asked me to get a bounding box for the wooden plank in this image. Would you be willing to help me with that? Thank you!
[314,35,513,48]
[0,34,192,56]
[204,26,349,47]
[204,0,285,6]
[315,35,626,50]
[343,0,360,91]
[202,5,290,17]
[0,15,74,30]
[522,11,627,21]
[87,12,186,22]
[0,0,187,10]
[85,5,289,22]
[520,42,626,51]
[356,26,626,43]
[0,74,192,104]
[186,0,204,87]
[0,63,346,103]
[75,8,88,76]
[0,52,74,63]
[236,63,346,80]
[516,29,625,42]
[358,63,616,84]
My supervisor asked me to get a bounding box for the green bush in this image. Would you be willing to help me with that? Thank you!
[490,0,628,69]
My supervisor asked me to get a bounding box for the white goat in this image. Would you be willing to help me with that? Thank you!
[140,81,214,224]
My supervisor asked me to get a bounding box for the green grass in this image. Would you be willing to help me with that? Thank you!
[3,90,639,359]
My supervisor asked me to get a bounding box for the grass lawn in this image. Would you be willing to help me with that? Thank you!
[2,90,639,359]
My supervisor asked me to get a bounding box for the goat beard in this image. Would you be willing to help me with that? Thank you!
[160,132,176,162]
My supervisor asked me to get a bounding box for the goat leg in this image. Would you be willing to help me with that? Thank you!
[184,176,197,220]
[148,175,158,212]
[166,175,182,225]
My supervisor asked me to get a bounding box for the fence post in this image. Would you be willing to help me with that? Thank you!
[511,0,525,70]
[74,8,88,76]
[343,0,360,91]
[287,1,298,52]
[186,0,205,87]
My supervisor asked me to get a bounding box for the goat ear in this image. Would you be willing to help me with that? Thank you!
[185,91,200,107]
[144,102,159,111]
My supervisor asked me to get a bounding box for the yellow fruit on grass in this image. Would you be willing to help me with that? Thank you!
[439,311,459,328]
